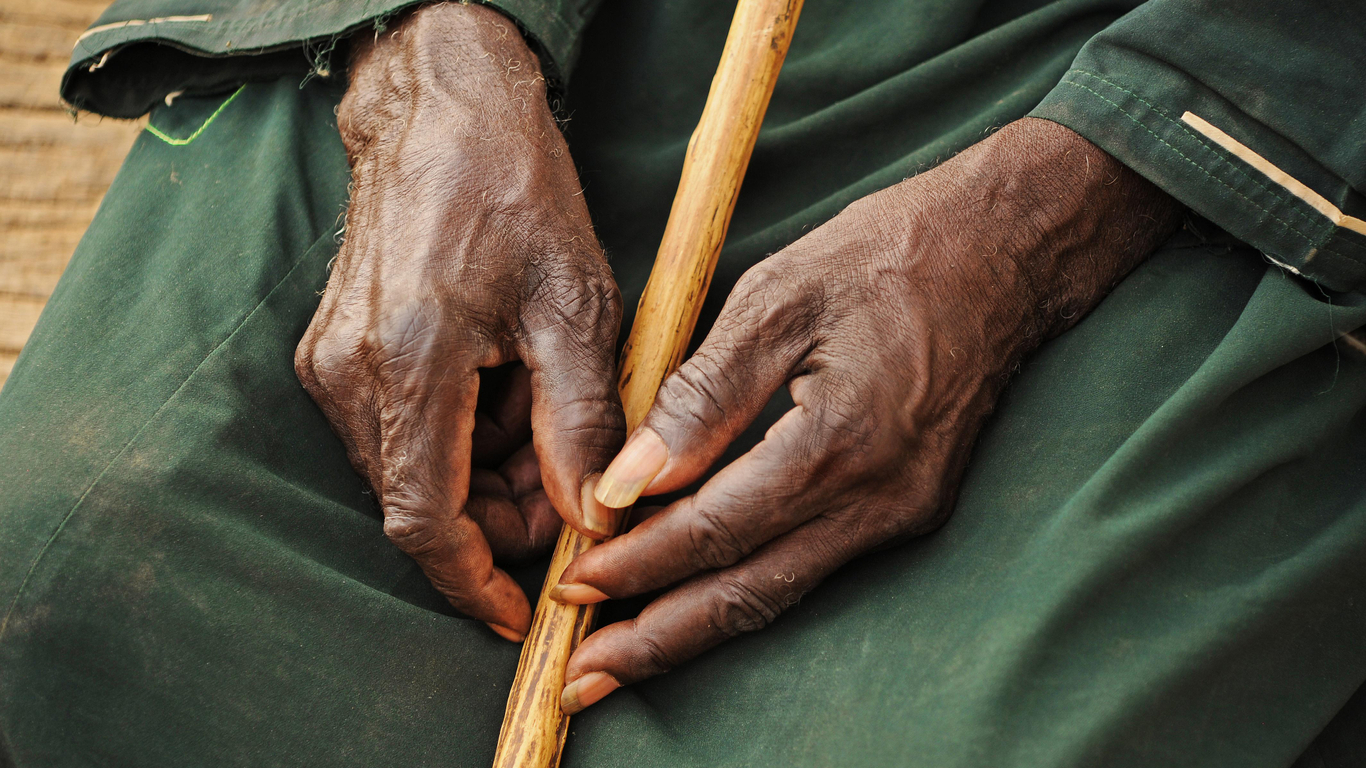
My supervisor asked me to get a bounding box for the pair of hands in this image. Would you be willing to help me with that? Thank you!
[295,4,1181,713]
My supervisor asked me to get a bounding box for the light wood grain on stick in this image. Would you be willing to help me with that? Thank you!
[491,1,804,766]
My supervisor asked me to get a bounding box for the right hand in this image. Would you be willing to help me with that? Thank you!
[295,3,624,641]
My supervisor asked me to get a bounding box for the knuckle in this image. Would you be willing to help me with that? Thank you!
[372,303,492,371]
[299,331,366,395]
[335,99,368,160]
[547,395,626,445]
[686,504,751,571]
[725,260,819,343]
[839,189,907,236]
[335,96,369,161]
[586,265,624,326]
[529,261,622,336]
[840,192,885,220]
[809,377,877,460]
[293,330,321,389]
[631,621,679,678]
[335,77,402,165]
[655,358,734,430]
[382,510,443,557]
[732,261,786,299]
[711,575,784,637]
[840,492,947,553]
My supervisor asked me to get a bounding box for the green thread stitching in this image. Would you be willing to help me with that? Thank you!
[145,85,245,146]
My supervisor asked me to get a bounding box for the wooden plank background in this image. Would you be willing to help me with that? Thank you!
[0,0,143,387]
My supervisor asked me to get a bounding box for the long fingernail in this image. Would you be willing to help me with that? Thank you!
[487,623,526,643]
[561,671,620,715]
[595,428,668,509]
[581,473,616,537]
[549,583,609,605]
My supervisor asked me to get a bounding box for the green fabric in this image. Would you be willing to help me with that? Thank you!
[6,0,1366,765]
[1031,0,1366,293]
[64,0,1366,294]
[61,0,600,117]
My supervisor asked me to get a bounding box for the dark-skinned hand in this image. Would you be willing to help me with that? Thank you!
[551,117,1183,713]
[295,3,623,642]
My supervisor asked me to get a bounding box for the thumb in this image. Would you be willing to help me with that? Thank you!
[593,263,817,510]
[518,264,627,539]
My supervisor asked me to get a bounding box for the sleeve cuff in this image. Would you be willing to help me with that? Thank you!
[1033,67,1366,294]
[61,0,592,119]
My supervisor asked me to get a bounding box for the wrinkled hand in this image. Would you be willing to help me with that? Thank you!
[552,118,1182,712]
[295,3,623,641]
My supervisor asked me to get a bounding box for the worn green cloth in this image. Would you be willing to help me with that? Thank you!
[4,0,1366,765]
[61,0,599,115]
[1031,0,1366,292]
[62,0,1366,294]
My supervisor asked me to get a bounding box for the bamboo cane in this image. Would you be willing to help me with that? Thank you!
[491,1,804,765]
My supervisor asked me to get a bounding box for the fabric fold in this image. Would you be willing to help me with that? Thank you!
[61,0,602,118]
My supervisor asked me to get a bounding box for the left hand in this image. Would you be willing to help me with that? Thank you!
[295,3,624,642]
[549,118,1182,713]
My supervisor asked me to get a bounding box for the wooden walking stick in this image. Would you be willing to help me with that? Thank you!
[491,1,804,765]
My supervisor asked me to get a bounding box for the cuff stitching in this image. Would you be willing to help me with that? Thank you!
[1068,70,1328,238]
[1058,76,1363,270]
[1056,80,1313,246]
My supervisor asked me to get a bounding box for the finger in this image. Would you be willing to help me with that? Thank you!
[560,514,854,713]
[295,300,384,486]
[499,440,543,499]
[471,363,533,467]
[517,264,627,539]
[463,493,559,563]
[500,442,563,554]
[593,263,818,509]
[470,443,562,561]
[378,363,530,640]
[465,468,560,563]
[557,405,834,602]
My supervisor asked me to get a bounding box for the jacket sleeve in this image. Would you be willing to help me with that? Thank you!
[61,0,601,119]
[1030,0,1366,293]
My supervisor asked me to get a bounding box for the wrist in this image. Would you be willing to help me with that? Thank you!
[962,118,1181,341]
[865,118,1179,389]
[342,3,558,159]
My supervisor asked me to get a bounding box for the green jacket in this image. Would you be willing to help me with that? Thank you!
[60,0,1366,294]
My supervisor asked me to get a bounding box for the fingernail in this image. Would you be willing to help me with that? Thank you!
[595,428,668,509]
[561,671,620,715]
[581,473,616,537]
[487,623,526,643]
[549,582,609,605]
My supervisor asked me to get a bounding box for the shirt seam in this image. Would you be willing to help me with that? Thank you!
[0,233,327,641]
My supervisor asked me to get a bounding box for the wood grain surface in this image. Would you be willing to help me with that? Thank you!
[491,1,804,766]
[0,0,142,386]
